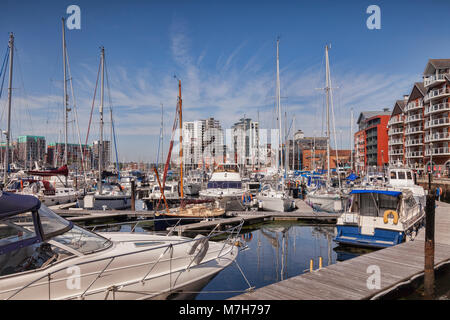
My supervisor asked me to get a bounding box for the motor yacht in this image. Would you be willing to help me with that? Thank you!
[199,164,246,211]
[0,191,239,300]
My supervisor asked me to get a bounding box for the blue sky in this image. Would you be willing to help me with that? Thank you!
[1,0,450,162]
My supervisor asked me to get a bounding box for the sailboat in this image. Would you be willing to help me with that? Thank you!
[305,45,349,213]
[153,80,226,231]
[256,38,295,212]
[79,47,131,210]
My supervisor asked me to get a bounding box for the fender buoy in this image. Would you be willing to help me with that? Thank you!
[187,234,209,265]
[383,210,399,225]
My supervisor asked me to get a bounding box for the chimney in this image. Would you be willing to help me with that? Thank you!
[403,95,409,101]
[383,108,389,112]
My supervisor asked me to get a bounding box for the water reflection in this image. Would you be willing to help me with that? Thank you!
[196,221,337,300]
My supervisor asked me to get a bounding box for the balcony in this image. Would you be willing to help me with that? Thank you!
[406,151,423,158]
[405,138,423,147]
[425,131,450,143]
[388,117,403,126]
[424,87,450,102]
[388,128,403,136]
[406,114,423,123]
[389,138,403,146]
[405,126,424,135]
[424,117,450,129]
[424,73,447,87]
[405,101,424,112]
[425,102,450,115]
[389,149,404,156]
[425,147,450,156]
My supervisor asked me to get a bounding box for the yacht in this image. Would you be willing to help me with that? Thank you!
[0,191,239,300]
[257,184,295,212]
[147,182,180,201]
[78,183,131,210]
[199,164,246,211]
[387,167,426,207]
[5,177,79,206]
[334,187,425,248]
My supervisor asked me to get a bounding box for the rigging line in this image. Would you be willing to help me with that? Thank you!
[0,47,9,100]
[65,46,88,185]
[84,56,102,158]
[14,45,34,135]
[104,58,121,178]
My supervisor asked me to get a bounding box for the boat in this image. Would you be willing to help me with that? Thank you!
[257,184,295,212]
[334,188,425,248]
[199,163,247,211]
[255,39,294,212]
[387,167,426,208]
[305,45,349,213]
[153,200,226,231]
[0,191,239,300]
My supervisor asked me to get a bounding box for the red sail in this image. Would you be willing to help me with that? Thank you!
[27,165,69,177]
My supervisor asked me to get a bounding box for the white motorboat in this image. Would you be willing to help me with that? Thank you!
[147,182,180,201]
[0,191,239,300]
[335,187,425,248]
[79,183,131,210]
[199,164,246,211]
[256,184,295,212]
[387,167,426,208]
[305,188,349,213]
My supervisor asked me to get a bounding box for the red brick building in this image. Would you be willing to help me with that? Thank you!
[354,110,391,173]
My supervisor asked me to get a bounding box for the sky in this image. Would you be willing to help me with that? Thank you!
[1,0,450,162]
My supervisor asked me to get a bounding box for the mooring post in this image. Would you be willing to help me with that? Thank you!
[131,179,136,211]
[424,192,435,299]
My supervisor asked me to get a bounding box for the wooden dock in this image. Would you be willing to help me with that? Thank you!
[229,201,450,300]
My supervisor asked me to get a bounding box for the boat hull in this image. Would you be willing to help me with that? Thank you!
[256,196,294,212]
[306,193,348,213]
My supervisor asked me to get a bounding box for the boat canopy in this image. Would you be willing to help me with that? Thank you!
[0,192,40,219]
[346,173,359,181]
[350,189,401,197]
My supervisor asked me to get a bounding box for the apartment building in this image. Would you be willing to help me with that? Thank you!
[404,82,426,169]
[354,110,391,173]
[387,99,406,166]
[423,59,450,174]
[48,142,95,169]
[182,117,225,170]
[16,135,46,168]
[231,118,260,168]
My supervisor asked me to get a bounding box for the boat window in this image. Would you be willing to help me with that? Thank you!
[52,225,111,254]
[0,219,36,249]
[38,204,72,239]
[378,194,399,214]
[398,171,406,179]
[405,196,416,209]
[0,241,73,277]
[406,171,412,180]
[390,171,397,179]
[359,193,399,217]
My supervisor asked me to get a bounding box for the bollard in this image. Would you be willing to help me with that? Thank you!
[319,257,323,269]
[424,192,435,299]
[310,259,314,272]
[131,180,136,211]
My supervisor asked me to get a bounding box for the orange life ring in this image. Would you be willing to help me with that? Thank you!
[383,210,399,225]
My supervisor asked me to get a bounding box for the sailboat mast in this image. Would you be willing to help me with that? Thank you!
[3,33,13,184]
[62,18,69,166]
[325,45,331,184]
[276,38,282,172]
[178,80,184,198]
[98,47,105,194]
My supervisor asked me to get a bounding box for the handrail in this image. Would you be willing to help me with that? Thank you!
[5,221,243,300]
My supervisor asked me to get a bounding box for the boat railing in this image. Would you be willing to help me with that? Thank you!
[5,219,244,300]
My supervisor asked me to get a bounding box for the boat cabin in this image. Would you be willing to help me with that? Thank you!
[0,192,111,278]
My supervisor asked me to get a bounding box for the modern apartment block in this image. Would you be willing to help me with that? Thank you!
[182,117,225,170]
[231,118,260,168]
[423,59,450,174]
[16,135,46,168]
[354,110,391,173]
[387,98,406,165]
[48,142,95,169]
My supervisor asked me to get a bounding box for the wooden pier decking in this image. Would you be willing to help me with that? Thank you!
[229,202,450,300]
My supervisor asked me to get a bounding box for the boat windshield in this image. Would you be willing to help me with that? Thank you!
[353,193,399,217]
[38,204,72,239]
[52,225,112,255]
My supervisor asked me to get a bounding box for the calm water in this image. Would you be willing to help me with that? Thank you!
[195,221,338,300]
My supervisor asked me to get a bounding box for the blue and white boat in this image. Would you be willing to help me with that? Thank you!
[334,188,425,248]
